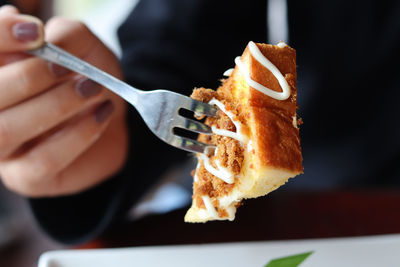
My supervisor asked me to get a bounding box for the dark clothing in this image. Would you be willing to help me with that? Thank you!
[28,0,400,244]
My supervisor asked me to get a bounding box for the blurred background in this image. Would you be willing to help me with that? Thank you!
[1,0,399,266]
[0,1,138,266]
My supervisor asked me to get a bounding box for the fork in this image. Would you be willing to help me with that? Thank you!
[28,43,217,154]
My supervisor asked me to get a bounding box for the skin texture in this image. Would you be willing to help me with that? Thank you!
[0,5,128,197]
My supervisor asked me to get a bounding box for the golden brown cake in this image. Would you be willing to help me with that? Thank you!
[185,41,303,222]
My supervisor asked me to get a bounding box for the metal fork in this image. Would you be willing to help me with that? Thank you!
[28,43,217,154]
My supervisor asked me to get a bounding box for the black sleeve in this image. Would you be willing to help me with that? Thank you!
[28,0,268,244]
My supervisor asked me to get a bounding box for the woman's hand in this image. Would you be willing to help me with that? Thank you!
[0,6,128,197]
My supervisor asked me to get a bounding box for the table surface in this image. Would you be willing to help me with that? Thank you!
[2,190,400,267]
[86,190,400,249]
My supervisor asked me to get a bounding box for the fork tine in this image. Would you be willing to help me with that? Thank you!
[175,117,213,134]
[29,44,218,155]
[179,97,218,117]
[170,135,215,154]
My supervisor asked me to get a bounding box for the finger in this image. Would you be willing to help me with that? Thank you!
[0,10,44,51]
[44,18,126,120]
[0,100,116,197]
[51,112,128,197]
[45,17,98,57]
[0,57,72,110]
[45,17,122,78]
[0,52,30,66]
[0,17,109,110]
[0,77,104,158]
[0,8,36,77]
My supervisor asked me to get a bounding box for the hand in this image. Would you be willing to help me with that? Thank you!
[0,6,128,197]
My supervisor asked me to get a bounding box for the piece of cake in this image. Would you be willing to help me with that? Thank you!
[185,41,302,222]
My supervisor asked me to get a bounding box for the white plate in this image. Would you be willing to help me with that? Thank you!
[38,234,400,267]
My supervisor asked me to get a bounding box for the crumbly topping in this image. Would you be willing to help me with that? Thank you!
[191,87,216,103]
[191,88,245,215]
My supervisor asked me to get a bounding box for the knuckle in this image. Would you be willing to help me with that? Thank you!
[47,17,90,37]
[46,16,71,29]
[0,154,56,196]
[46,17,96,59]
[0,164,36,196]
[69,20,90,35]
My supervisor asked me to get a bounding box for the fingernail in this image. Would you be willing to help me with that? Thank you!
[12,22,39,42]
[95,100,114,123]
[48,62,70,77]
[75,78,102,99]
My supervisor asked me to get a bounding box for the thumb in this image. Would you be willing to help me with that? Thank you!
[0,5,44,52]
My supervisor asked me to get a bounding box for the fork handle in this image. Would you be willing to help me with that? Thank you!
[28,42,142,106]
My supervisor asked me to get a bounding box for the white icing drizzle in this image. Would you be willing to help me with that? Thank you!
[202,195,219,219]
[193,162,200,182]
[201,195,235,221]
[219,196,237,221]
[196,41,292,219]
[277,41,287,48]
[247,140,253,152]
[208,98,247,143]
[199,153,234,184]
[292,115,298,128]
[223,68,234,77]
[235,41,291,100]
[215,159,232,179]
[225,205,236,221]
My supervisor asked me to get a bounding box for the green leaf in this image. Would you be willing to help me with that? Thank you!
[264,251,313,267]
